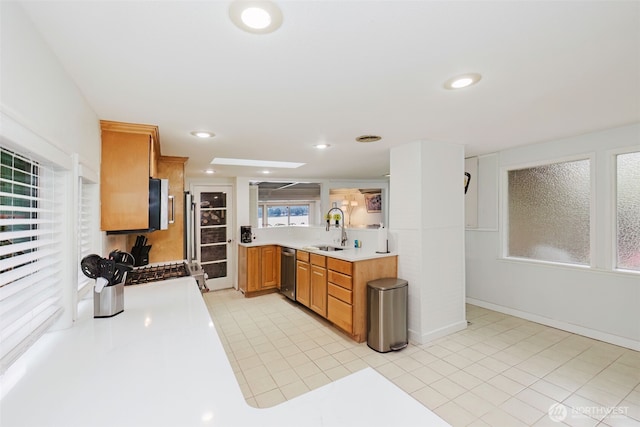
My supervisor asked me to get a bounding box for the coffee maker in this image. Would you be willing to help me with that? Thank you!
[240,226,252,243]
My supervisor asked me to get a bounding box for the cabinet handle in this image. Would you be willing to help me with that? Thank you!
[169,195,175,224]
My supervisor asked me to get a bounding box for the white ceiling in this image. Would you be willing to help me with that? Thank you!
[19,1,640,180]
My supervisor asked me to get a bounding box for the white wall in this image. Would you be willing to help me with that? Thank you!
[0,2,101,326]
[390,140,467,344]
[466,123,640,350]
[1,2,101,174]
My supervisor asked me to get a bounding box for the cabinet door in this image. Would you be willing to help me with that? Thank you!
[247,247,261,292]
[310,265,327,317]
[100,130,150,231]
[260,245,278,289]
[328,295,353,334]
[296,260,310,307]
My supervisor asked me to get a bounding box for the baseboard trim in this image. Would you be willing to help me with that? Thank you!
[466,297,640,351]
[409,320,468,345]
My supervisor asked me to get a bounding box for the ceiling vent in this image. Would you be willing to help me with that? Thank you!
[355,135,381,143]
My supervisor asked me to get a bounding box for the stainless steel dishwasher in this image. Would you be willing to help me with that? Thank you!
[280,247,296,300]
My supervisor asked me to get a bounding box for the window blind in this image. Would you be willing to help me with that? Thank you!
[0,147,62,373]
[77,177,95,293]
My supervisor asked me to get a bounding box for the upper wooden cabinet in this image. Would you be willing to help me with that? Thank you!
[100,120,161,232]
[125,155,187,263]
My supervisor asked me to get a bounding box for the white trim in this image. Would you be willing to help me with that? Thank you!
[78,162,99,184]
[409,320,468,345]
[0,111,71,170]
[589,153,597,268]
[466,297,640,351]
[497,256,638,278]
[610,148,640,272]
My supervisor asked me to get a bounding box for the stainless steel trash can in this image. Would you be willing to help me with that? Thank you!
[367,278,408,353]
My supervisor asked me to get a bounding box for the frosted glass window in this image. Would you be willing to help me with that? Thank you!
[508,159,590,265]
[616,151,640,271]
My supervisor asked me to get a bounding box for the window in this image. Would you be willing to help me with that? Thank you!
[258,203,310,227]
[0,147,63,372]
[77,176,98,294]
[616,151,640,271]
[507,159,591,265]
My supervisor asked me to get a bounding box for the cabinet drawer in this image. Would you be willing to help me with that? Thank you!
[328,283,352,304]
[296,251,309,262]
[327,257,352,275]
[327,296,353,334]
[327,270,352,290]
[310,253,326,267]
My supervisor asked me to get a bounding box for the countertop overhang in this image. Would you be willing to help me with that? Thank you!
[0,278,448,427]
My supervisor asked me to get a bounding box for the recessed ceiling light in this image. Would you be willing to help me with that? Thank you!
[211,157,305,168]
[191,131,215,138]
[229,1,283,34]
[314,143,330,149]
[262,170,270,174]
[242,7,271,29]
[205,169,215,174]
[443,73,482,90]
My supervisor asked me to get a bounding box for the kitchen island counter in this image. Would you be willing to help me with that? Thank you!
[238,240,396,263]
[0,278,448,427]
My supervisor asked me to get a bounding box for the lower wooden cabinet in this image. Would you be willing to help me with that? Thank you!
[327,294,352,334]
[296,259,310,307]
[326,256,397,343]
[327,258,354,335]
[238,245,280,297]
[260,245,279,289]
[310,264,327,316]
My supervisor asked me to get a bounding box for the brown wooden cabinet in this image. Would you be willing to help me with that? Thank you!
[261,245,279,289]
[296,250,310,307]
[125,155,187,263]
[238,245,280,297]
[326,256,397,343]
[100,120,160,232]
[327,259,354,335]
[296,251,397,343]
[309,254,327,317]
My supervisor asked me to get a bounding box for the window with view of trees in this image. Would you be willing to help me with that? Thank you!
[258,204,310,227]
[0,147,63,372]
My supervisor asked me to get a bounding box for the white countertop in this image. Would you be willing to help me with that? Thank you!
[0,278,448,427]
[238,240,396,262]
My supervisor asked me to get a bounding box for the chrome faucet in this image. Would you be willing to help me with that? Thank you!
[326,207,348,246]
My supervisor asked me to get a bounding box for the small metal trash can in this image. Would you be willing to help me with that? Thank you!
[367,278,408,353]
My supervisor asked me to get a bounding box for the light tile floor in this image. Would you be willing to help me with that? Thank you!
[202,289,640,427]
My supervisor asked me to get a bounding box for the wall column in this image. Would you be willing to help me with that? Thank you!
[390,140,466,343]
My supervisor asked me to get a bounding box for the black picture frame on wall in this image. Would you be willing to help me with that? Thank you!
[365,194,382,213]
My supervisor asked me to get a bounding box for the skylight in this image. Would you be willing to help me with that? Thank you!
[210,158,305,169]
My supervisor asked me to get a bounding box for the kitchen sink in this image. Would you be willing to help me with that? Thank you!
[315,245,344,251]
